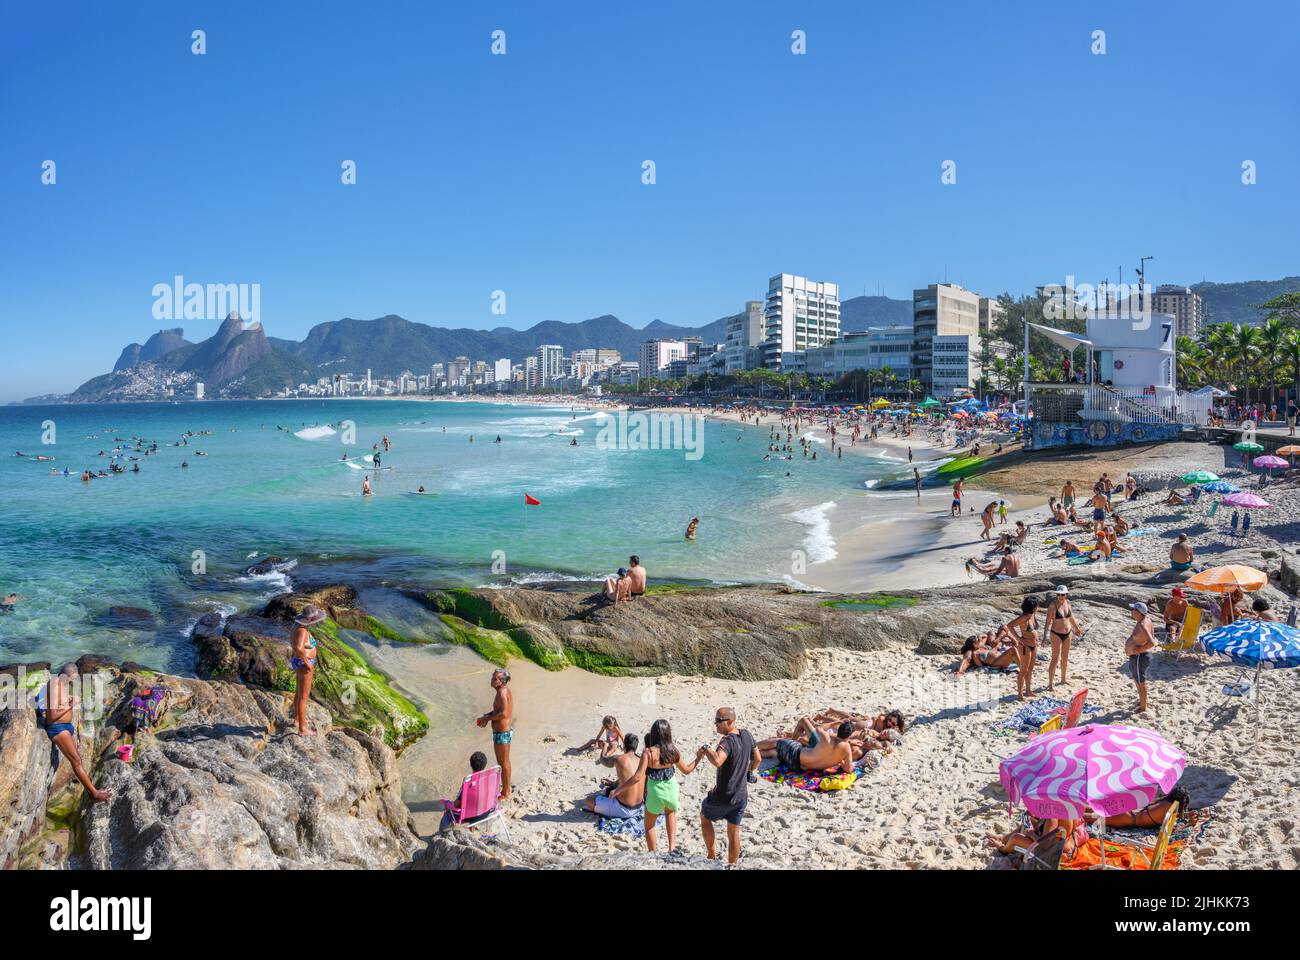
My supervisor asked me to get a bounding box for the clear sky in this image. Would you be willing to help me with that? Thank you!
[2,1,1296,400]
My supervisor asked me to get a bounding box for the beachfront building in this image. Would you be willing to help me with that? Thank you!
[446,357,469,388]
[800,326,914,381]
[638,338,687,380]
[911,283,980,395]
[762,274,840,369]
[195,382,204,400]
[493,358,511,391]
[932,335,982,398]
[725,300,765,372]
[609,361,641,385]
[524,355,539,389]
[1151,285,1204,338]
[536,344,564,385]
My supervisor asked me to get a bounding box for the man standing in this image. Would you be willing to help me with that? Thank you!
[951,478,964,517]
[1125,602,1156,714]
[36,663,111,803]
[681,706,759,865]
[1287,398,1298,437]
[475,668,514,800]
[913,467,922,499]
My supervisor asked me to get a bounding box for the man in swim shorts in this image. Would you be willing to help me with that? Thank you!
[584,732,645,819]
[627,555,647,597]
[475,669,514,800]
[757,718,856,775]
[36,663,111,803]
[1125,602,1156,714]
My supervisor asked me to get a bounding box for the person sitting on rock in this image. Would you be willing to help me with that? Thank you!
[601,567,632,604]
[36,663,111,803]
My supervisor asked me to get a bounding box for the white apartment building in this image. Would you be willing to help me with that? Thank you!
[725,300,765,372]
[638,339,686,380]
[931,335,982,398]
[912,283,980,394]
[524,355,539,389]
[494,358,511,388]
[801,326,914,379]
[1151,285,1204,338]
[610,361,641,385]
[536,344,564,385]
[762,274,840,369]
[195,382,205,400]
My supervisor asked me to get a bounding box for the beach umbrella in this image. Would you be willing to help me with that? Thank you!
[1276,444,1300,462]
[1181,469,1219,484]
[1201,620,1300,670]
[1201,480,1240,494]
[999,723,1186,866]
[1222,492,1270,509]
[919,397,941,408]
[1201,620,1300,715]
[1185,564,1267,593]
[1233,441,1264,452]
[1253,455,1288,479]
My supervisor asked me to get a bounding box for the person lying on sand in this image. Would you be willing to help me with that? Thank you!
[1082,785,1199,829]
[801,709,906,740]
[958,633,1016,674]
[1056,538,1085,558]
[967,545,1020,580]
[986,816,1086,861]
[757,718,856,775]
[1163,488,1188,506]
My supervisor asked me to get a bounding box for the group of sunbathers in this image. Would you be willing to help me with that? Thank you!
[754,709,906,775]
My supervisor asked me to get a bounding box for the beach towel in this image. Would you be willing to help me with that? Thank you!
[760,751,881,792]
[1086,807,1214,847]
[1061,836,1184,870]
[1121,527,1159,538]
[597,811,646,837]
[988,696,1100,736]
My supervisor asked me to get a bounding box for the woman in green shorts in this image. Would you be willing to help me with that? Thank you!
[636,719,694,854]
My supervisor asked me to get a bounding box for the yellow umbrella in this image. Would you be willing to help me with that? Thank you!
[1277,445,1300,455]
[1184,565,1267,593]
[869,398,890,409]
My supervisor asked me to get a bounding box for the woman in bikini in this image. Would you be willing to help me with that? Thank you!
[1006,597,1041,701]
[290,605,326,736]
[957,632,1016,674]
[986,815,1087,861]
[1083,785,1198,829]
[1044,585,1082,691]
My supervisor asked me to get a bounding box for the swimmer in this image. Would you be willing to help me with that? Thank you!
[685,517,699,541]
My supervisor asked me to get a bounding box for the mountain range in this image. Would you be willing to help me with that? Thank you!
[62,277,1300,402]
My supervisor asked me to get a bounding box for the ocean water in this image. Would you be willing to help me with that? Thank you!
[0,399,913,670]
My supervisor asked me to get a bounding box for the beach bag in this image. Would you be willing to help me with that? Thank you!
[819,771,857,792]
[130,686,170,729]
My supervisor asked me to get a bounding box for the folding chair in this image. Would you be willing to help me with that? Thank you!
[439,764,512,842]
[1161,605,1202,659]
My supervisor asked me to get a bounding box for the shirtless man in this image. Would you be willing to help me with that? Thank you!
[1061,479,1076,514]
[362,475,372,496]
[626,555,647,597]
[758,718,856,775]
[37,663,111,803]
[1169,534,1194,572]
[1161,587,1189,641]
[968,545,1020,580]
[951,478,964,517]
[1089,490,1109,531]
[583,732,646,819]
[475,669,515,800]
[1125,603,1157,713]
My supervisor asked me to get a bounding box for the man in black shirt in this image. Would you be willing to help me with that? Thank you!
[681,705,760,865]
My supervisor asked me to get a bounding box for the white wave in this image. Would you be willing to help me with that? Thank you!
[294,425,337,441]
[781,574,828,592]
[800,432,828,444]
[787,500,838,564]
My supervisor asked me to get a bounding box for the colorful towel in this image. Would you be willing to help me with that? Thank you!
[988,696,1100,736]
[760,751,881,792]
[597,811,645,837]
[1062,836,1183,870]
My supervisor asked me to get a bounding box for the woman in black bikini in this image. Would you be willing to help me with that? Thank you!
[1044,585,1082,691]
[1084,786,1198,829]
[1006,597,1040,701]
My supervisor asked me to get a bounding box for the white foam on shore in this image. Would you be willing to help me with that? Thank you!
[294,425,336,441]
[787,500,838,564]
[800,432,828,445]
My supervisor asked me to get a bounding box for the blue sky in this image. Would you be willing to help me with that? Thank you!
[1,0,1297,400]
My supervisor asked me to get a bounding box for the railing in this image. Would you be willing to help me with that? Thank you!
[1028,383,1204,427]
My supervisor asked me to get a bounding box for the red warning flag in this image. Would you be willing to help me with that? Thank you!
[524,493,541,505]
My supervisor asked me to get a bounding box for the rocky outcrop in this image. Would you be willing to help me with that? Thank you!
[192,585,429,749]
[0,660,421,870]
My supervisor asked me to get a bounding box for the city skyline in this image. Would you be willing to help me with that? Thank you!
[3,1,1298,400]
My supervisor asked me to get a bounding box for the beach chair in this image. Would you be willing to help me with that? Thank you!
[1062,688,1088,728]
[1038,714,1062,735]
[1019,830,1064,871]
[1161,605,1202,659]
[439,765,512,842]
[1147,802,1180,870]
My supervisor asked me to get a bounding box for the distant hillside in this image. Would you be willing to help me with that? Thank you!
[1192,277,1300,326]
[113,328,191,371]
[839,295,913,331]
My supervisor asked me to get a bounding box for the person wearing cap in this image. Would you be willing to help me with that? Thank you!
[1161,588,1189,642]
[1044,585,1082,691]
[601,566,632,603]
[1125,602,1157,714]
[291,605,327,736]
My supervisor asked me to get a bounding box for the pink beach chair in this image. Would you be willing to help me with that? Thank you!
[440,764,511,842]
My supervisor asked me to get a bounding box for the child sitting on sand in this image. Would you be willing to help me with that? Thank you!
[578,716,624,760]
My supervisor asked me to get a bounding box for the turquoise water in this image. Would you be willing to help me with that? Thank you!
[0,399,906,669]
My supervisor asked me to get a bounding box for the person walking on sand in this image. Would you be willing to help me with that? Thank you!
[980,501,997,540]
[913,466,922,498]
[34,663,111,803]
[1125,602,1156,714]
[951,478,964,517]
[290,605,326,736]
[1044,585,1082,691]
[476,669,514,800]
[1287,398,1298,437]
[678,706,759,865]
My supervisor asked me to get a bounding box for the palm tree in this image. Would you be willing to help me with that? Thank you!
[905,378,923,401]
[1256,317,1288,407]
[1230,323,1262,405]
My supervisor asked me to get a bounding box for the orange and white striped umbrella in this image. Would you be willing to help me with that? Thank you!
[1184,565,1267,593]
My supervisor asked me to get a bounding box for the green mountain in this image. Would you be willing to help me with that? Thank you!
[1192,277,1300,326]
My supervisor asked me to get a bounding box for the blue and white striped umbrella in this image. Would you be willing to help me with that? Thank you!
[1201,620,1300,669]
[1202,480,1241,494]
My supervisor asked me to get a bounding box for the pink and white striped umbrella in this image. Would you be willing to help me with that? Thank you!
[1253,455,1288,470]
[999,724,1185,819]
[1223,492,1270,509]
